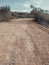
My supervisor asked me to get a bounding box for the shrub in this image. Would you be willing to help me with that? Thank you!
[31,8,49,25]
[0,6,10,13]
[0,5,11,21]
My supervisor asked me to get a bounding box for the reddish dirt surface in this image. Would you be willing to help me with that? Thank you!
[0,18,49,65]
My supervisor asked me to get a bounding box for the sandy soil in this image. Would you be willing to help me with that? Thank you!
[0,18,49,65]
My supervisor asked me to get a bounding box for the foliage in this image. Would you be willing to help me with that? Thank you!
[30,5,49,25]
[0,5,11,21]
[0,6,10,13]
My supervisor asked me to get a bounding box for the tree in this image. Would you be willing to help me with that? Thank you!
[30,5,36,9]
[0,5,10,13]
[30,5,49,26]
[0,5,11,21]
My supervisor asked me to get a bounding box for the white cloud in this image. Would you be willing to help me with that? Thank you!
[23,3,30,8]
[11,9,17,12]
[11,0,49,12]
[22,9,30,12]
[11,9,30,12]
[17,9,30,12]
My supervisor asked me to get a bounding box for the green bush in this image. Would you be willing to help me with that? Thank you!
[0,6,10,13]
[0,5,11,21]
[31,7,49,25]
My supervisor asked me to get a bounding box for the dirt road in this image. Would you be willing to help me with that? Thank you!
[0,18,49,65]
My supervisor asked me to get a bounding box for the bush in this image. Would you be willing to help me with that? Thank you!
[0,5,11,21]
[31,8,49,25]
[0,6,10,13]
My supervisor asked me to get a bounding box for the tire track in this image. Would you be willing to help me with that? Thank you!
[23,24,49,65]
[8,48,16,65]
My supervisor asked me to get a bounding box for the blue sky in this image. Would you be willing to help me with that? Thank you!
[0,0,49,12]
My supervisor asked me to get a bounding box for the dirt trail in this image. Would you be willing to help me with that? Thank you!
[0,18,49,65]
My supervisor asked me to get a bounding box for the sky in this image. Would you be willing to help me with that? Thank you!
[0,0,49,12]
